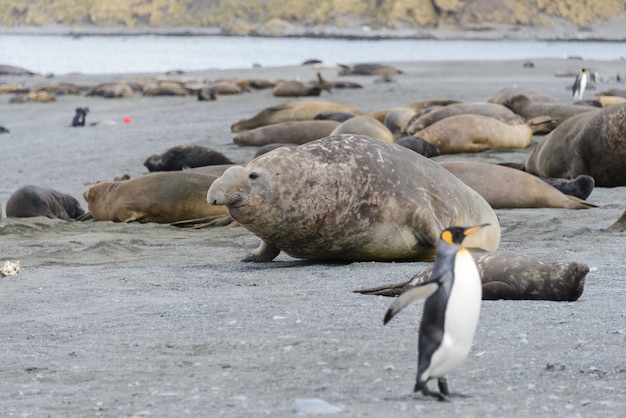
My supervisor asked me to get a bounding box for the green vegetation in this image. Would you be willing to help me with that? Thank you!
[0,0,624,33]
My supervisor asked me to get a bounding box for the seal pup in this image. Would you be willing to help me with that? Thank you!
[523,102,626,187]
[6,185,88,221]
[384,224,487,401]
[396,136,440,158]
[143,145,234,172]
[208,134,500,262]
[356,251,587,302]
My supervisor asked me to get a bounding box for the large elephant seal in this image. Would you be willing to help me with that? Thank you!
[86,82,134,98]
[440,162,596,209]
[503,94,598,125]
[143,145,233,172]
[337,63,402,76]
[330,115,395,142]
[354,251,587,302]
[84,170,228,223]
[233,120,340,147]
[487,87,556,105]
[411,114,548,154]
[208,134,500,262]
[523,102,626,187]
[6,185,88,221]
[405,102,525,133]
[231,101,363,132]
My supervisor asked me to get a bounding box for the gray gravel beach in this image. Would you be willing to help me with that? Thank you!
[1,57,625,417]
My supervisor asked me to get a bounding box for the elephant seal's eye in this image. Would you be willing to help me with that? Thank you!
[249,172,259,179]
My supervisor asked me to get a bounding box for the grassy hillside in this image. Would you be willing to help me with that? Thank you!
[1,0,624,34]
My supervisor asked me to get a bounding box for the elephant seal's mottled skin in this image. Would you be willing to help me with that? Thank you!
[330,115,395,142]
[355,251,587,301]
[6,185,88,221]
[523,102,626,187]
[405,102,525,133]
[440,162,596,209]
[144,145,233,171]
[412,114,543,154]
[230,101,363,132]
[233,120,340,147]
[84,171,228,223]
[208,134,500,262]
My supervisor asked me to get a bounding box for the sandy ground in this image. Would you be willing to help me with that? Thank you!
[1,58,626,417]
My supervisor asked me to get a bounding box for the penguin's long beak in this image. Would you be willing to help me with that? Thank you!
[464,223,491,236]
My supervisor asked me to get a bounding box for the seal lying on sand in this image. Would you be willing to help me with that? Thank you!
[6,185,88,221]
[608,208,626,232]
[330,115,395,143]
[231,101,363,132]
[440,162,596,209]
[523,102,626,187]
[143,145,233,172]
[233,120,340,147]
[411,114,552,154]
[354,251,587,302]
[208,134,500,262]
[503,94,597,125]
[85,170,228,223]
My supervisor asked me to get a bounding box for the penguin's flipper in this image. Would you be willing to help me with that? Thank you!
[383,282,439,324]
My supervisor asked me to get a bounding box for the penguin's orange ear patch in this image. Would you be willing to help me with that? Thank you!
[441,230,453,245]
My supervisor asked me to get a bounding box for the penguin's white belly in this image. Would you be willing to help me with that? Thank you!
[428,250,482,378]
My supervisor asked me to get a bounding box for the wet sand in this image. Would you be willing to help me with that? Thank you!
[1,58,625,417]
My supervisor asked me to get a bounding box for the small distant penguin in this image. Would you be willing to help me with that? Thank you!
[71,107,89,127]
[383,224,489,401]
[572,68,588,100]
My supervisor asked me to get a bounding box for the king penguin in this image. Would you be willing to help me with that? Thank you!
[383,224,489,401]
[572,68,588,100]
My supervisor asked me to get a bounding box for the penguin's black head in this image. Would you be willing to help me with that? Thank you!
[441,223,491,245]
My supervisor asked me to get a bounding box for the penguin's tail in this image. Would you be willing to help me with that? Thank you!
[383,282,438,325]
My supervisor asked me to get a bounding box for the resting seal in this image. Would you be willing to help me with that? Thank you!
[523,102,626,187]
[405,102,525,133]
[231,101,363,132]
[354,251,587,301]
[503,94,597,126]
[411,114,551,154]
[208,134,500,262]
[233,120,340,147]
[143,145,233,172]
[6,185,88,221]
[440,162,596,209]
[84,170,228,223]
[330,115,395,143]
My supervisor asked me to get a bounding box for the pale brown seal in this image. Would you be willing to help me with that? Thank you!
[607,208,626,232]
[6,185,88,221]
[487,87,556,105]
[337,63,402,76]
[207,134,500,262]
[230,101,363,132]
[523,102,626,187]
[233,120,340,147]
[404,102,525,133]
[440,162,596,209]
[84,170,228,223]
[143,145,234,171]
[354,251,587,302]
[86,82,134,98]
[330,115,395,142]
[412,114,552,154]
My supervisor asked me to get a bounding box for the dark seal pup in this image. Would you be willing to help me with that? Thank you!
[5,185,88,221]
[143,145,234,172]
